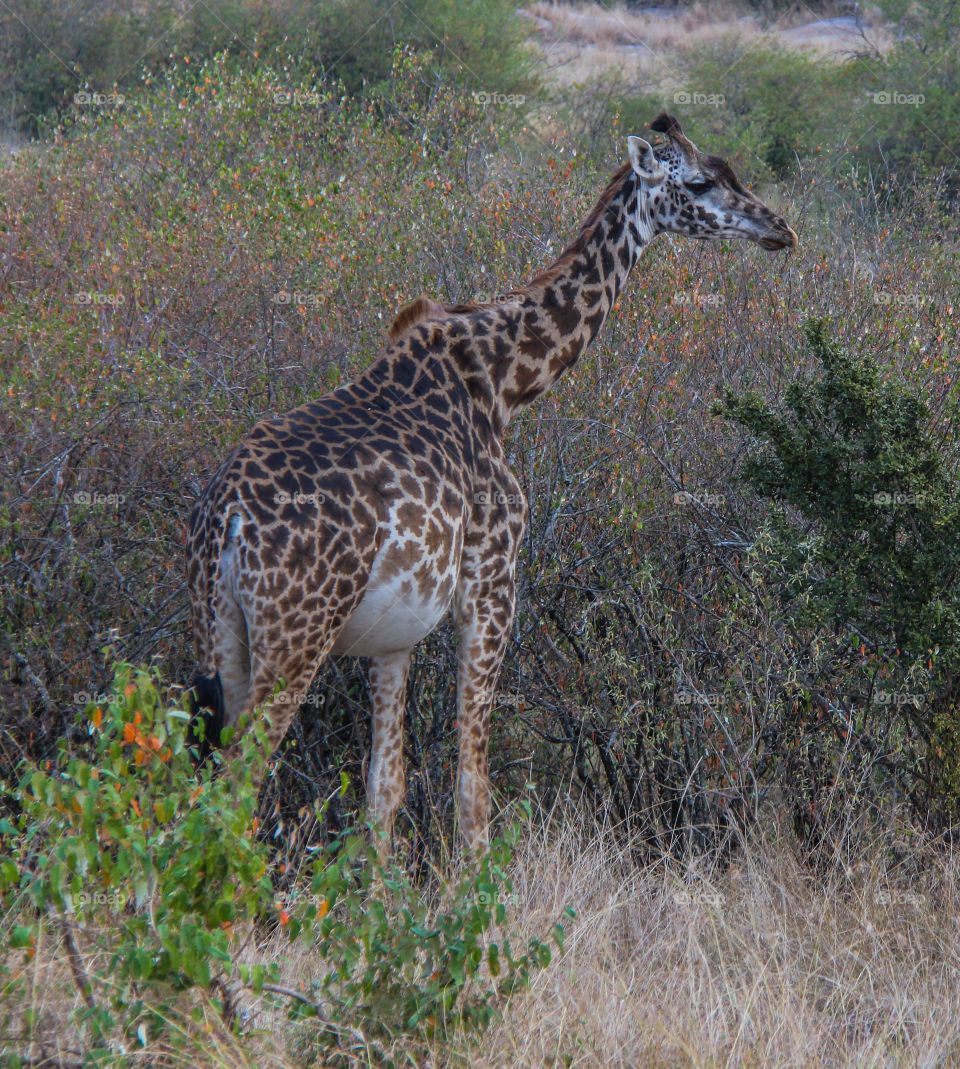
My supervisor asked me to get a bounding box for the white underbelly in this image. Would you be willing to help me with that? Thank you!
[332,555,457,657]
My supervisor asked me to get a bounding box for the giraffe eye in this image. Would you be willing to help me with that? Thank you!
[686,179,713,195]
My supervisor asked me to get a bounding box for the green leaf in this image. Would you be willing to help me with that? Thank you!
[10,926,33,949]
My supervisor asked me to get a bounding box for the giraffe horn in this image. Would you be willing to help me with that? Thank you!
[649,112,685,138]
[649,112,698,160]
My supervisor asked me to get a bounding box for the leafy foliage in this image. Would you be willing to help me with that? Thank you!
[296,818,566,1061]
[716,320,960,822]
[657,0,960,193]
[0,0,533,136]
[2,664,273,1047]
[0,665,564,1061]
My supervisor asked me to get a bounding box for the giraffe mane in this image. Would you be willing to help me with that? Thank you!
[388,293,518,342]
[649,111,684,137]
[522,161,634,293]
[388,161,637,343]
[387,296,449,342]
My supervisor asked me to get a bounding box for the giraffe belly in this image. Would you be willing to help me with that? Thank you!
[331,550,458,657]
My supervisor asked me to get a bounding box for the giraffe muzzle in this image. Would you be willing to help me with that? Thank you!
[758,223,799,251]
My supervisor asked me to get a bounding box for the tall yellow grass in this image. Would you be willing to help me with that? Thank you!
[14,808,957,1067]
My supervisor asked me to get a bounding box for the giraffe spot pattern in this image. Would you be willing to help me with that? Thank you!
[186,112,796,851]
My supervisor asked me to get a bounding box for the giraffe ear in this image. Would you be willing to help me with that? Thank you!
[627,135,663,183]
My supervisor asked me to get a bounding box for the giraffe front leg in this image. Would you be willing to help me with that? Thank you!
[454,585,515,853]
[366,649,413,851]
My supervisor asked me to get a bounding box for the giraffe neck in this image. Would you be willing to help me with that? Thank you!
[485,163,655,431]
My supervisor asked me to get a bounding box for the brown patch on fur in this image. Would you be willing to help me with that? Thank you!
[379,540,421,580]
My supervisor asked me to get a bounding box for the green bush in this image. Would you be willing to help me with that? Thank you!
[673,43,843,180]
[657,1,960,194]
[716,319,960,821]
[859,0,960,192]
[299,818,567,1061]
[0,664,565,1062]
[286,0,534,98]
[0,0,534,137]
[2,663,274,1050]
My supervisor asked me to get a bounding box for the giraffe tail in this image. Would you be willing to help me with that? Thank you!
[187,671,225,762]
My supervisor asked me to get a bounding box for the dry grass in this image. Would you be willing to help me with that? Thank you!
[475,816,960,1068]
[525,1,892,87]
[9,811,960,1066]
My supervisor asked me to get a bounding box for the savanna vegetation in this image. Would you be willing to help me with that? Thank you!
[3,0,960,1064]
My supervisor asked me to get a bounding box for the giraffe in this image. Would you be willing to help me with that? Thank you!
[186,113,797,851]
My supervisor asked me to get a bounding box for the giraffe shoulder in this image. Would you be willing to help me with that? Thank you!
[387,294,448,343]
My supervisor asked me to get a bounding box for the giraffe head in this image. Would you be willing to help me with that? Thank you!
[628,112,798,251]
